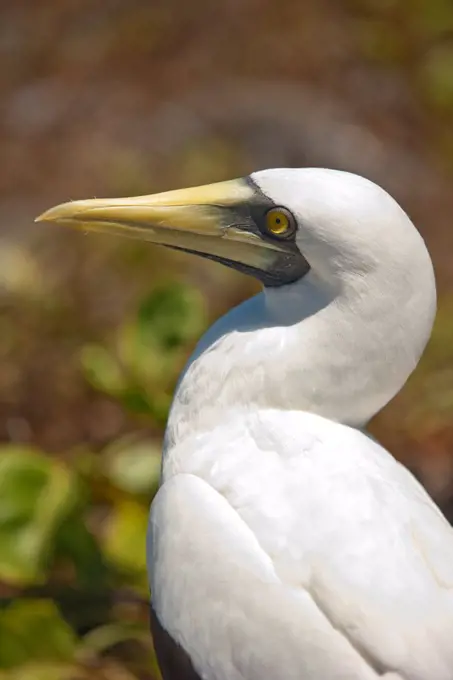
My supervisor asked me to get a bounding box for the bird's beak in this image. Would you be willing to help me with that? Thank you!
[36,178,308,286]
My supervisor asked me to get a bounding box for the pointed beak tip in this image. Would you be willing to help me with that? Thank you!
[35,202,82,225]
[34,211,47,223]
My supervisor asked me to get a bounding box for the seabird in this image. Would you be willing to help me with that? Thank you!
[38,168,453,680]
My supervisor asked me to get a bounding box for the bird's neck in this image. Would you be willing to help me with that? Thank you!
[165,267,434,451]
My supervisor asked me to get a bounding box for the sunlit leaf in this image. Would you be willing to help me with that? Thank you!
[79,622,158,679]
[0,447,79,585]
[80,622,148,656]
[102,500,148,578]
[103,436,161,496]
[80,344,126,395]
[0,600,76,668]
[0,662,76,680]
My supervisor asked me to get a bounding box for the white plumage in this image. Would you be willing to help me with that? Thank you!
[150,170,451,680]
[38,168,452,680]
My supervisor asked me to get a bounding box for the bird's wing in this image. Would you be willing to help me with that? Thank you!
[229,411,453,680]
[149,413,453,680]
[148,473,384,680]
[298,452,453,680]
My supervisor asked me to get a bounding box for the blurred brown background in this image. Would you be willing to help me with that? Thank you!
[1,1,453,678]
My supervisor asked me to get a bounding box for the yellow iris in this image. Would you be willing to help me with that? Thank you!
[266,208,290,236]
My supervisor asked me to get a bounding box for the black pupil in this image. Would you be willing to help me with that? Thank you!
[276,218,281,223]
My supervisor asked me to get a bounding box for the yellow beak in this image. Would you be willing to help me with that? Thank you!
[36,178,309,286]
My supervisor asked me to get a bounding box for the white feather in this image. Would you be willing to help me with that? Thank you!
[148,169,448,679]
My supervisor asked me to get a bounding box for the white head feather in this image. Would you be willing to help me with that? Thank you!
[164,169,436,454]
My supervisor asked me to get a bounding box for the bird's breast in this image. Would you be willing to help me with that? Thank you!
[161,408,412,589]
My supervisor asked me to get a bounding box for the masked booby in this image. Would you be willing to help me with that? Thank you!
[38,168,453,680]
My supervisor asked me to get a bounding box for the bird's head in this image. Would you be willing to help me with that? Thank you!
[37,168,436,427]
[36,167,434,301]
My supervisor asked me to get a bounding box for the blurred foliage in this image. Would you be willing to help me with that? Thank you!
[0,445,79,585]
[81,284,207,422]
[1,0,453,679]
[0,281,208,680]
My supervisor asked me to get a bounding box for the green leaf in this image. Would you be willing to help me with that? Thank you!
[136,283,206,351]
[118,283,206,379]
[0,447,79,585]
[120,386,154,415]
[0,621,27,670]
[0,662,76,680]
[55,514,108,591]
[80,344,126,395]
[80,622,148,656]
[103,436,161,496]
[79,622,157,677]
[0,600,76,668]
[102,500,148,578]
[79,284,207,423]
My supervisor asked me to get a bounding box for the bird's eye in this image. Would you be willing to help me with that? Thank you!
[264,207,296,239]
